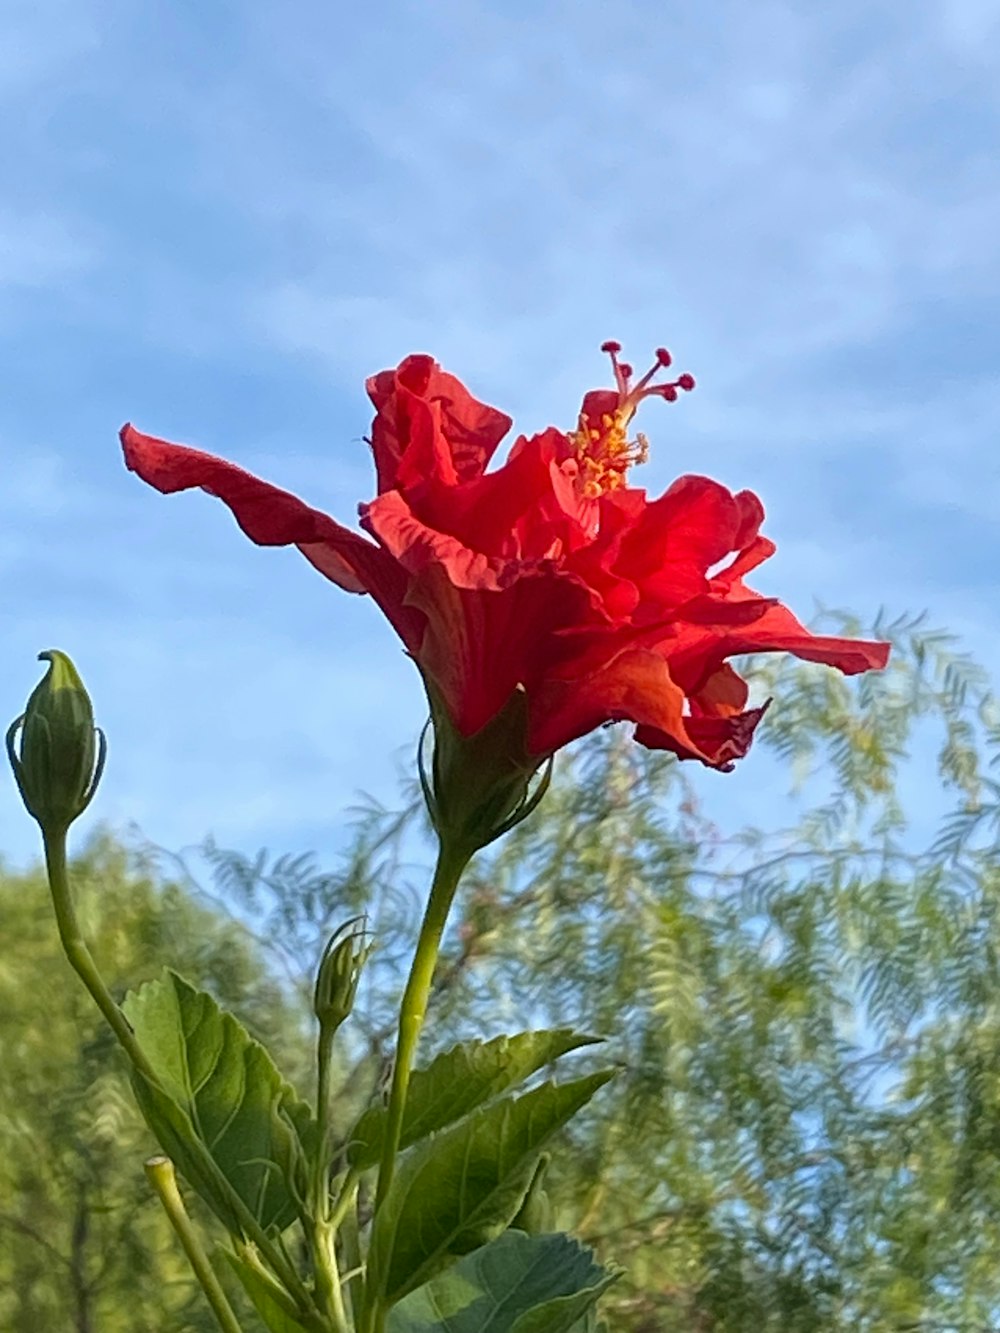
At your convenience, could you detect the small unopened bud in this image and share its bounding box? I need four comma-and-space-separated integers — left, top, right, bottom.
7, 651, 106, 836
313, 916, 371, 1034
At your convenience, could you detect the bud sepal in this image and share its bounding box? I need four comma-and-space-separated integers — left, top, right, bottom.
419, 677, 553, 857
7, 650, 106, 836
313, 916, 372, 1037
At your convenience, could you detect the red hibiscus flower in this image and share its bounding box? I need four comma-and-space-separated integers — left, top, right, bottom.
121, 342, 888, 773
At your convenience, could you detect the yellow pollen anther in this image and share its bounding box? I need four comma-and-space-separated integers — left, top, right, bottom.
569, 407, 646, 499
567, 341, 696, 499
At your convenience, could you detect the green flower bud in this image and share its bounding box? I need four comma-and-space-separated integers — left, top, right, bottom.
7, 651, 106, 836
419, 678, 553, 857
313, 916, 371, 1034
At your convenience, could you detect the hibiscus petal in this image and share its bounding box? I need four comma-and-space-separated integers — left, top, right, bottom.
529, 647, 715, 762
689, 663, 750, 718
404, 561, 601, 736
366, 354, 512, 495
120, 423, 425, 652
637, 703, 770, 772
713, 535, 777, 587
717, 600, 890, 674
619, 475, 753, 617
408, 427, 593, 563
363, 490, 518, 592
666, 594, 890, 696
563, 487, 647, 622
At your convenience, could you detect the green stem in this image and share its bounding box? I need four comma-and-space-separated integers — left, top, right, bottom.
310, 1218, 348, 1333
328, 1168, 360, 1233
45, 829, 318, 1325
373, 838, 471, 1214
310, 1025, 348, 1332
43, 830, 159, 1084
339, 1186, 364, 1326
328, 1255, 349, 1333
221, 1178, 315, 1318
145, 1156, 244, 1333
316, 1029, 334, 1191
362, 839, 471, 1333
314, 1020, 339, 1227
234, 1245, 326, 1329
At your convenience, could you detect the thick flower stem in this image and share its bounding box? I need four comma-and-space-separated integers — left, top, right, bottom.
363, 838, 472, 1333
145, 1156, 245, 1333
42, 829, 159, 1085
311, 1220, 348, 1333
374, 838, 472, 1214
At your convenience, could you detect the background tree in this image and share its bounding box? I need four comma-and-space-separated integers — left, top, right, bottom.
178, 611, 1000, 1331
0, 833, 309, 1332
5, 610, 1000, 1331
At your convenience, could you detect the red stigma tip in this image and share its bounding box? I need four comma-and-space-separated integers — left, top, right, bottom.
575, 339, 696, 495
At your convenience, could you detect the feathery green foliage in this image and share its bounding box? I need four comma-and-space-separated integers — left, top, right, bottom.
186, 612, 1000, 1330
0, 833, 309, 1332
6, 612, 1000, 1330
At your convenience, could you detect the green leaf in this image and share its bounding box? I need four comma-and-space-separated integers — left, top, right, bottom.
388, 1230, 617, 1333
349, 1029, 600, 1170
510, 1154, 553, 1236
224, 1249, 313, 1333
123, 969, 313, 1234
511, 1285, 613, 1333
370, 1070, 614, 1307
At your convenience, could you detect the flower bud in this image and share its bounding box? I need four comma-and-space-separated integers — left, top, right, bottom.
313, 916, 371, 1034
7, 651, 106, 836
419, 678, 553, 857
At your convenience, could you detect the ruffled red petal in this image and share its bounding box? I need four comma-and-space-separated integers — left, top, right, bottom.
528, 647, 691, 758
636, 702, 770, 771
668, 593, 890, 695
123, 351, 890, 774
365, 354, 512, 496
404, 562, 601, 736
120, 424, 425, 652
616, 475, 753, 619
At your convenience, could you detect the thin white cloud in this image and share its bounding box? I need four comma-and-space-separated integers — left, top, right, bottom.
173, 0, 994, 423
2, 0, 998, 872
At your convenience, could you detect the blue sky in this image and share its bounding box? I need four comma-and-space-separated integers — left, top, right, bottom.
2, 0, 999, 870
